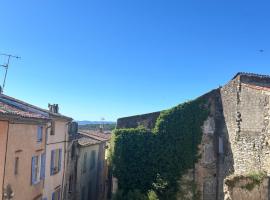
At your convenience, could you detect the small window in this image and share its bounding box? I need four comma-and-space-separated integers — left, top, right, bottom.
50, 121, 55, 135
14, 157, 19, 175
68, 175, 73, 193
83, 152, 87, 173
219, 137, 224, 154
71, 144, 75, 160
31, 155, 40, 184
88, 182, 92, 200
81, 186, 85, 200
50, 149, 62, 175
37, 126, 43, 142
90, 150, 96, 170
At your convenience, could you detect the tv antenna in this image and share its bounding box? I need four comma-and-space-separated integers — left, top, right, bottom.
100, 117, 105, 132
0, 53, 20, 93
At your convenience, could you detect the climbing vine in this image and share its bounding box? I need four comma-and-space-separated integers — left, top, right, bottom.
110, 97, 209, 200
112, 128, 157, 194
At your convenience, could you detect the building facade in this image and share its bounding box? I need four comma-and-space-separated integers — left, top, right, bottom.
0, 94, 50, 200
76, 135, 99, 200
62, 122, 79, 200
42, 105, 72, 200
80, 131, 111, 200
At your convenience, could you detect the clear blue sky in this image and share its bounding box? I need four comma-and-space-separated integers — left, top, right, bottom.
0, 0, 270, 121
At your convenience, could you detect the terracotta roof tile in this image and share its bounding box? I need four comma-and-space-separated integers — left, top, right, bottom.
77, 134, 101, 146
0, 94, 72, 120
0, 100, 48, 120
78, 130, 111, 142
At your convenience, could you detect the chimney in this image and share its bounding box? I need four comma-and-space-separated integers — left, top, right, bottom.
48, 104, 59, 113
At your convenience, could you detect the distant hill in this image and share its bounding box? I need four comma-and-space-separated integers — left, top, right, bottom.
77, 120, 116, 125
77, 121, 116, 131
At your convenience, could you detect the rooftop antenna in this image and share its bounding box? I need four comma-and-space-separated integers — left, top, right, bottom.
0, 53, 20, 93
100, 117, 105, 133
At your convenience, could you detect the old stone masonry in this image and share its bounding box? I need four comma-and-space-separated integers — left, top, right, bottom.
117, 73, 270, 200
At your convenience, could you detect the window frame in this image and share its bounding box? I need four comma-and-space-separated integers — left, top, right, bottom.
90, 150, 96, 170
37, 126, 43, 143
50, 149, 62, 175
14, 157, 19, 175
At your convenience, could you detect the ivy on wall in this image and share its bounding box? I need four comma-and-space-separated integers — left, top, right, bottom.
110, 97, 209, 200
112, 128, 157, 194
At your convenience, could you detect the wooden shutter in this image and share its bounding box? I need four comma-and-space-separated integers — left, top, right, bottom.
52, 192, 55, 200
40, 153, 46, 179
31, 156, 36, 184
58, 188, 61, 200
58, 149, 62, 172
50, 150, 55, 175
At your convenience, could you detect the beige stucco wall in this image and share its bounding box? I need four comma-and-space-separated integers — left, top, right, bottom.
0, 120, 8, 200
76, 144, 99, 200
47, 120, 67, 144
4, 122, 47, 200
43, 119, 69, 199
43, 141, 65, 199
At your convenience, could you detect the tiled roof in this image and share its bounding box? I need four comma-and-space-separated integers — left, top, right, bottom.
0, 94, 72, 120
78, 130, 111, 142
0, 97, 49, 120
232, 72, 270, 80
77, 133, 101, 146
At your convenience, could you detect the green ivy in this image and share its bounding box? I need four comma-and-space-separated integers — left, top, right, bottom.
153, 99, 209, 199
110, 97, 209, 199
112, 128, 157, 194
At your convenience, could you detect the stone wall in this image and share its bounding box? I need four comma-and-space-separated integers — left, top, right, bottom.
224, 175, 270, 200
116, 73, 270, 200
221, 74, 270, 175
117, 111, 160, 129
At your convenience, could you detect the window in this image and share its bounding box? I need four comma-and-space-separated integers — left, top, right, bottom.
83, 152, 87, 173
219, 137, 224, 154
31, 153, 45, 185
88, 181, 92, 200
81, 187, 85, 200
50, 149, 62, 175
71, 144, 75, 160
37, 126, 43, 142
50, 121, 55, 135
68, 175, 73, 193
90, 150, 96, 170
14, 157, 19, 175
52, 188, 61, 200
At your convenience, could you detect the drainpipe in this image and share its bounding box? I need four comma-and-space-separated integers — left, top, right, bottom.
2, 122, 10, 200
61, 121, 70, 199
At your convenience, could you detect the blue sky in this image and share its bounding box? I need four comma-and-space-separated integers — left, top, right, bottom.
0, 0, 270, 121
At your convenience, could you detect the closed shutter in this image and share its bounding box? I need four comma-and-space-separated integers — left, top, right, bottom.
58, 149, 62, 171
58, 189, 61, 200
40, 153, 46, 179
50, 150, 55, 175
31, 156, 36, 184
219, 137, 224, 154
